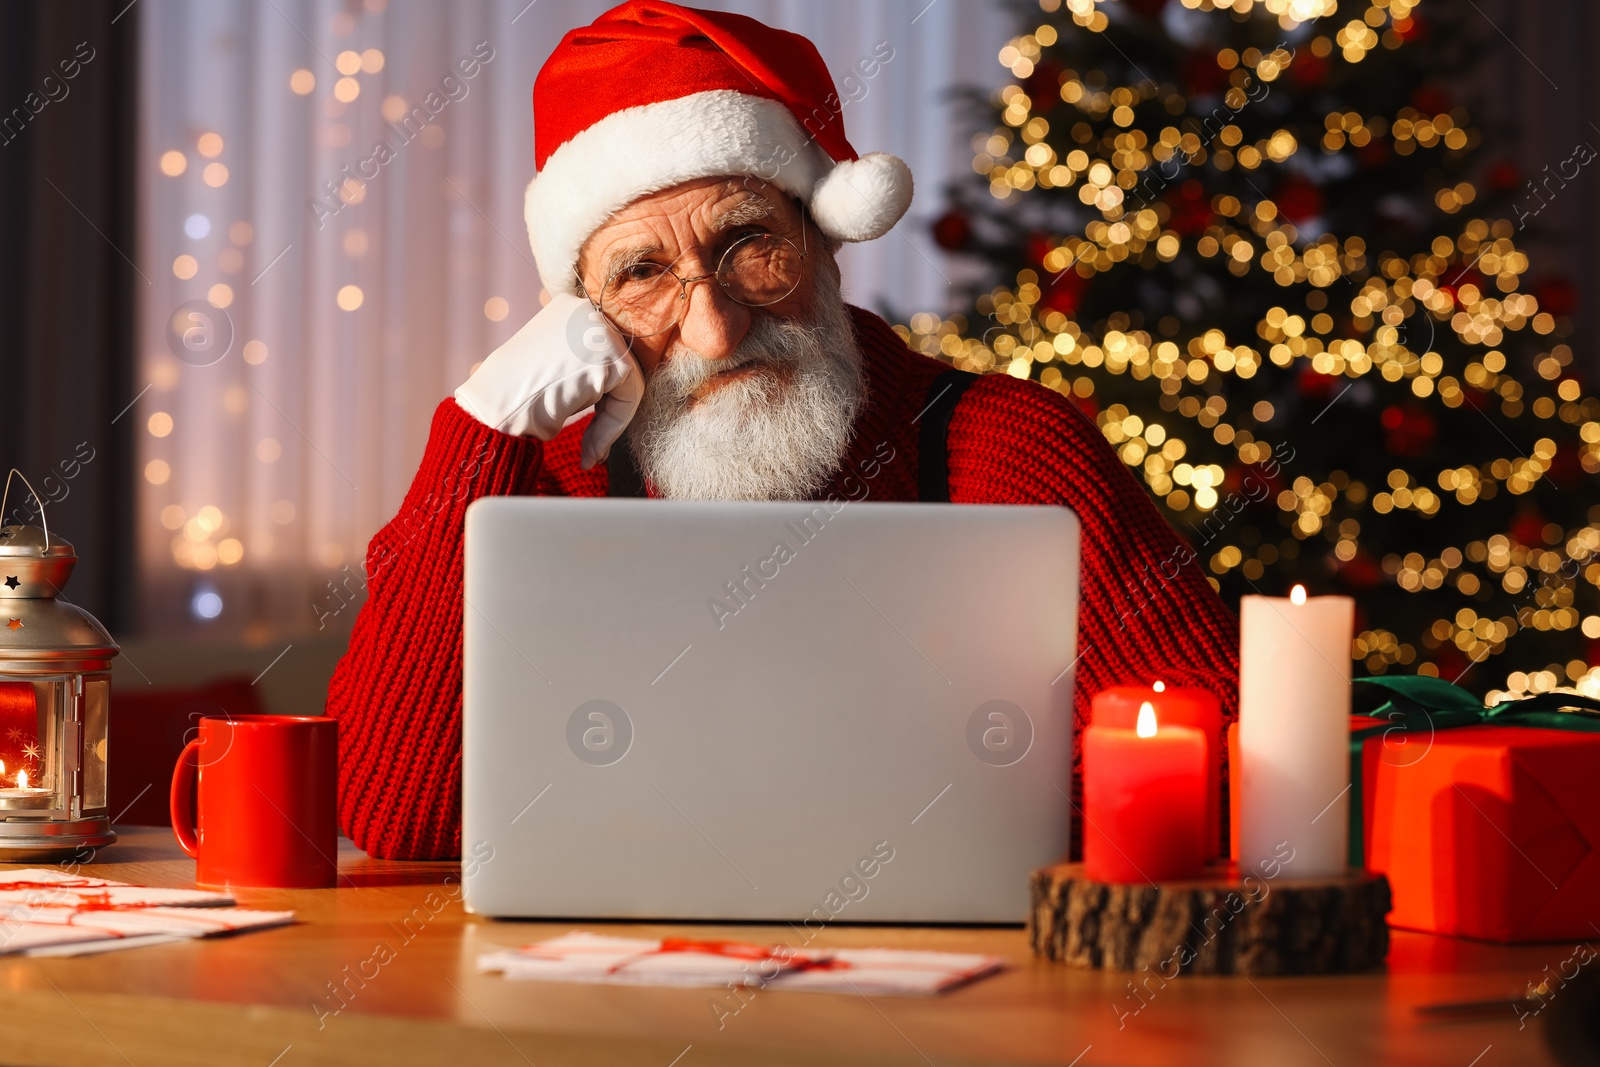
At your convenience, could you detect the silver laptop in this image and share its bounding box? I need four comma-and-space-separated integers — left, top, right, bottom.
461, 498, 1079, 923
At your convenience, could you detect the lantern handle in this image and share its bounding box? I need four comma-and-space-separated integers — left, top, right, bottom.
0, 469, 48, 551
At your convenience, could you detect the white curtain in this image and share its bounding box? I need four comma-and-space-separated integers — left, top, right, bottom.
136, 0, 1010, 640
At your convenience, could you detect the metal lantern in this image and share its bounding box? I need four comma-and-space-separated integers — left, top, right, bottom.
0, 472, 115, 856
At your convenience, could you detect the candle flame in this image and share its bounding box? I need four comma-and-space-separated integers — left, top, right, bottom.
1136, 702, 1157, 738
16, 769, 27, 790
1290, 584, 1307, 605
1152, 680, 1166, 693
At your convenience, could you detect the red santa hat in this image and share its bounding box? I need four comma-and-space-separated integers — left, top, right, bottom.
524, 0, 914, 296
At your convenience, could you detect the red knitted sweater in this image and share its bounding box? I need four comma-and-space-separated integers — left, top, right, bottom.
327, 305, 1241, 859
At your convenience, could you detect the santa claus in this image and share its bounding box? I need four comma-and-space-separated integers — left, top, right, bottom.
328, 0, 1240, 860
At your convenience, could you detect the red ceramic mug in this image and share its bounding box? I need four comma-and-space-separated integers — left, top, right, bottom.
170, 714, 339, 888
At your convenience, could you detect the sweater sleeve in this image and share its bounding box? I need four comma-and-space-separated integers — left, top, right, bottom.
946, 376, 1241, 852
327, 398, 550, 859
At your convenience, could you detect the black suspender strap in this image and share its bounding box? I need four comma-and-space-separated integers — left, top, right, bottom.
605, 435, 647, 498
916, 369, 979, 503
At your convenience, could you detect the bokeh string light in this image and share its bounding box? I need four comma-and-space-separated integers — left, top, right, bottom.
908, 0, 1598, 702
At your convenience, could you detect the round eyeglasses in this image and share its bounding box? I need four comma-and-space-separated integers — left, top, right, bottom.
580, 224, 809, 339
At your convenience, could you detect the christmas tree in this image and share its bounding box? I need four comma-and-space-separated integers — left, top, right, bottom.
907, 0, 1600, 700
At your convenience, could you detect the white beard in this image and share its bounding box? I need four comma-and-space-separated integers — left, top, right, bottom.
627, 258, 865, 501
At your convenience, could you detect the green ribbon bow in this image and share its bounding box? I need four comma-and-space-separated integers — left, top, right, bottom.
1346, 675, 1600, 867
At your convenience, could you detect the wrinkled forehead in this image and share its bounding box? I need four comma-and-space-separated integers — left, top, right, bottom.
579, 177, 803, 280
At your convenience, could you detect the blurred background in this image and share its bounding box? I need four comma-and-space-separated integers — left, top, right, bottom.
1, 0, 1598, 810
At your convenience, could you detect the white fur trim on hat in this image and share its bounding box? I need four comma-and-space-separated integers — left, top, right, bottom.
524, 89, 913, 296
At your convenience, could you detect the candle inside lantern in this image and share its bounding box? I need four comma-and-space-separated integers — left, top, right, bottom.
1090, 679, 1223, 858
1082, 701, 1208, 883
0, 760, 49, 808
1238, 584, 1354, 879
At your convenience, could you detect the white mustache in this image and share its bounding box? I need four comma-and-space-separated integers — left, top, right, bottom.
647, 317, 817, 406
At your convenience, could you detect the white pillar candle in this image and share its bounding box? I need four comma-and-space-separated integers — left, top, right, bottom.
1238, 585, 1354, 879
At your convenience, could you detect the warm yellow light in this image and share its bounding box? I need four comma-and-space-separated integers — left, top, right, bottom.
334, 76, 360, 103
1291, 585, 1308, 605
1136, 702, 1157, 738
172, 255, 198, 280
337, 285, 364, 311
1153, 680, 1166, 693
145, 460, 171, 485
203, 163, 229, 187
243, 340, 268, 365
217, 538, 244, 565
361, 48, 385, 73
159, 150, 187, 176
289, 69, 316, 95
336, 50, 362, 76
197, 132, 224, 158
484, 296, 509, 322
148, 412, 173, 438
207, 283, 234, 308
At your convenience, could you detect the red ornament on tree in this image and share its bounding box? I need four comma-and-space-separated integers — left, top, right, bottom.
1024, 58, 1065, 106
1276, 176, 1324, 224
1166, 180, 1210, 236
1487, 160, 1521, 194
1549, 441, 1585, 489
1510, 510, 1547, 548
1026, 232, 1055, 268
1297, 367, 1339, 401
1339, 551, 1384, 591
1179, 51, 1228, 98
1412, 86, 1451, 115
931, 209, 972, 252
1534, 277, 1578, 317
1291, 52, 1328, 90
1358, 137, 1391, 168
1432, 645, 1468, 683
1380, 403, 1437, 458
1041, 268, 1087, 315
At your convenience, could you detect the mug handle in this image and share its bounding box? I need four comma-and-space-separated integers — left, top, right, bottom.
170, 738, 202, 858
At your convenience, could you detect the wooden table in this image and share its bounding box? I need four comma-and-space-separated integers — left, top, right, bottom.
0, 827, 1566, 1066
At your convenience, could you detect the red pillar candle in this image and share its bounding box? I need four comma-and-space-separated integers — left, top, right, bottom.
1091, 681, 1223, 858
1082, 701, 1208, 883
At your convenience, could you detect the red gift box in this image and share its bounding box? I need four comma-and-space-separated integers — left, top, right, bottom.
1357, 722, 1600, 943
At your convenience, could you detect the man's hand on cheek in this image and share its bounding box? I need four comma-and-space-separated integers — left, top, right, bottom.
453, 292, 644, 468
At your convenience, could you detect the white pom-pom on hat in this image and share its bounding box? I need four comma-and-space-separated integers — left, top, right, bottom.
808, 152, 915, 243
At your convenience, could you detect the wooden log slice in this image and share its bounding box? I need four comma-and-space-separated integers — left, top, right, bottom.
1028, 864, 1391, 977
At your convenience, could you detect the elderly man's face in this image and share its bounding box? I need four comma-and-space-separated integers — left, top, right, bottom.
576, 176, 822, 383
573, 175, 866, 502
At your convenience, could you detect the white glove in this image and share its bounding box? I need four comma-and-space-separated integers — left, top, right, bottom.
454, 292, 644, 469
